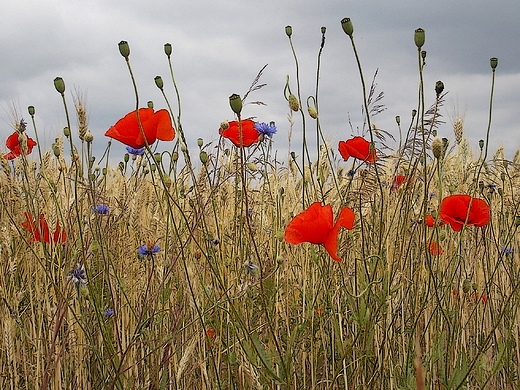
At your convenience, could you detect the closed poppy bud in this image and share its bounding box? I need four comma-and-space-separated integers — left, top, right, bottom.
285, 25, 292, 37
498, 188, 503, 196
479, 139, 484, 150
147, 101, 154, 108
490, 57, 498, 69
84, 130, 94, 143
154, 153, 162, 163
414, 28, 425, 48
154, 76, 164, 90
102, 168, 107, 175
54, 77, 65, 94
229, 94, 242, 115
472, 283, 478, 291
220, 120, 229, 130
118, 40, 130, 59
288, 94, 300, 111
172, 151, 179, 162
197, 138, 203, 147
514, 216, 520, 227
435, 80, 444, 96
246, 162, 258, 171
411, 109, 417, 119
395, 116, 400, 125
463, 279, 471, 294
164, 43, 172, 57
150, 164, 156, 172
53, 146, 60, 157
438, 228, 446, 241
321, 26, 326, 35
162, 174, 172, 188
124, 153, 129, 163
308, 106, 318, 119
199, 151, 208, 164
341, 18, 354, 37
479, 180, 484, 190
28, 106, 35, 116
421, 50, 427, 60
290, 151, 296, 160
63, 127, 71, 137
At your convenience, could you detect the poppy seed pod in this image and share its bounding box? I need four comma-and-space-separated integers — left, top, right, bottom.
308, 106, 318, 119
154, 76, 164, 90
229, 94, 242, 115
479, 139, 484, 150
288, 94, 300, 111
197, 138, 203, 147
54, 77, 65, 94
84, 130, 94, 143
285, 25, 292, 37
118, 41, 130, 59
63, 127, 71, 137
199, 151, 208, 164
395, 116, 400, 125
321, 26, 326, 35
435, 80, 444, 96
147, 101, 154, 108
154, 153, 162, 163
28, 106, 35, 116
124, 153, 129, 163
164, 43, 172, 57
490, 57, 498, 69
341, 18, 354, 37
414, 28, 425, 48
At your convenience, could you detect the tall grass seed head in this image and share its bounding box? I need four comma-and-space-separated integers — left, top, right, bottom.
453, 117, 464, 144
341, 18, 354, 37
288, 94, 300, 111
414, 28, 425, 48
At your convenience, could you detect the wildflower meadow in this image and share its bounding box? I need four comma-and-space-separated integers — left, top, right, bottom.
1, 19, 520, 389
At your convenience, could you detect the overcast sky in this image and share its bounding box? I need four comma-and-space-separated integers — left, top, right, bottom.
1, 0, 519, 164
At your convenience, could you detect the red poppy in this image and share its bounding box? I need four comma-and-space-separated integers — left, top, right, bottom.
219, 119, 259, 147
428, 241, 444, 255
439, 195, 490, 232
391, 175, 406, 191
338, 137, 378, 163
284, 202, 355, 262
105, 108, 175, 149
4, 132, 37, 160
425, 215, 444, 227
22, 213, 66, 243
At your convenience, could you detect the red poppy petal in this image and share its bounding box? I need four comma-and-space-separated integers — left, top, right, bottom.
153, 109, 175, 141
425, 215, 435, 227
439, 195, 490, 230
338, 141, 352, 161
468, 198, 490, 226
322, 207, 355, 262
105, 108, 156, 148
284, 203, 333, 245
5, 132, 19, 150
220, 120, 259, 147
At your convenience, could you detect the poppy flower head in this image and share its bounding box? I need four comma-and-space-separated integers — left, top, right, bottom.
105, 108, 175, 149
428, 241, 444, 255
338, 137, 378, 163
22, 213, 66, 244
4, 131, 37, 160
391, 175, 406, 191
425, 214, 444, 227
219, 119, 260, 147
439, 195, 490, 231
284, 202, 355, 262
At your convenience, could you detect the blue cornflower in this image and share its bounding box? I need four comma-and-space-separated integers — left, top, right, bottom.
347, 170, 356, 178
243, 260, 259, 275
429, 192, 436, 198
254, 122, 277, 138
104, 308, 115, 317
68, 263, 87, 286
137, 243, 161, 256
92, 204, 110, 215
126, 146, 145, 156
501, 247, 514, 255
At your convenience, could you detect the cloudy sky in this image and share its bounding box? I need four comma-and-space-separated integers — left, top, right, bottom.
1, 0, 519, 164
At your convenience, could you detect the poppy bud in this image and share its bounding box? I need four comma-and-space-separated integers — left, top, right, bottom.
154, 153, 162, 163
84, 130, 94, 143
414, 28, 425, 49
220, 120, 229, 130
124, 153, 129, 163
53, 146, 60, 157
462, 279, 471, 294
438, 229, 446, 242
172, 151, 179, 162
54, 77, 65, 94
501, 172, 506, 181
321, 26, 326, 35
151, 164, 156, 172
308, 106, 318, 119
164, 43, 172, 57
147, 101, 154, 108
479, 181, 484, 191
288, 94, 300, 111
515, 216, 520, 227
435, 80, 444, 96
412, 109, 417, 118
118, 40, 130, 59
246, 162, 258, 172
290, 151, 296, 160
199, 151, 208, 164
229, 94, 242, 115
63, 127, 71, 137
503, 160, 509, 169
479, 139, 484, 150
102, 168, 107, 176
431, 210, 438, 219
490, 57, 498, 69
28, 106, 35, 116
197, 138, 203, 147
498, 188, 503, 196
154, 76, 164, 90
94, 164, 100, 172
432, 130, 437, 137
472, 283, 478, 291
341, 18, 354, 37
431, 137, 444, 159
395, 116, 400, 125
180, 143, 187, 152
285, 25, 292, 37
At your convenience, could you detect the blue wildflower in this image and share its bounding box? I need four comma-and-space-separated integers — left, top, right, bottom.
104, 308, 115, 317
68, 263, 87, 286
347, 170, 356, 178
254, 122, 277, 138
126, 146, 145, 156
243, 260, 259, 275
92, 204, 110, 215
429, 192, 436, 198
501, 247, 514, 255
137, 243, 161, 256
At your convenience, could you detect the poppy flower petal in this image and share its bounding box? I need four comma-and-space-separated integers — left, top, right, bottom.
152, 109, 175, 142
284, 202, 333, 245
439, 195, 490, 231
425, 215, 435, 227
220, 120, 259, 147
338, 137, 378, 163
322, 207, 355, 262
5, 133, 19, 150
